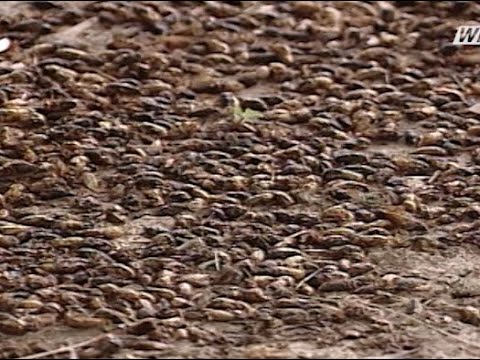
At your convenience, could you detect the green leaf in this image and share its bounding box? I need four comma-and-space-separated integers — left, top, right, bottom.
232, 105, 262, 121
243, 108, 262, 119
233, 105, 243, 116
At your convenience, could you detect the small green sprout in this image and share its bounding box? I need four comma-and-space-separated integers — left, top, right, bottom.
232, 104, 262, 122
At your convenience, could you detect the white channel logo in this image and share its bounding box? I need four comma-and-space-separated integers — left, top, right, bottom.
453, 26, 480, 45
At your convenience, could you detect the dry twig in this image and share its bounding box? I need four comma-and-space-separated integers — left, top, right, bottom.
18, 334, 108, 360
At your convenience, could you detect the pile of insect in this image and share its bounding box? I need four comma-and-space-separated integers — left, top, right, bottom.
0, 1, 479, 359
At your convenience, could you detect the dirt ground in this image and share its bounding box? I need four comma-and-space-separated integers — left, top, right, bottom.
2, 1, 480, 359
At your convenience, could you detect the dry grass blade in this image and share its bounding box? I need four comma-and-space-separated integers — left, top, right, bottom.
296, 269, 321, 289
68, 341, 79, 359
214, 250, 221, 271
17, 334, 108, 360
361, 349, 419, 359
